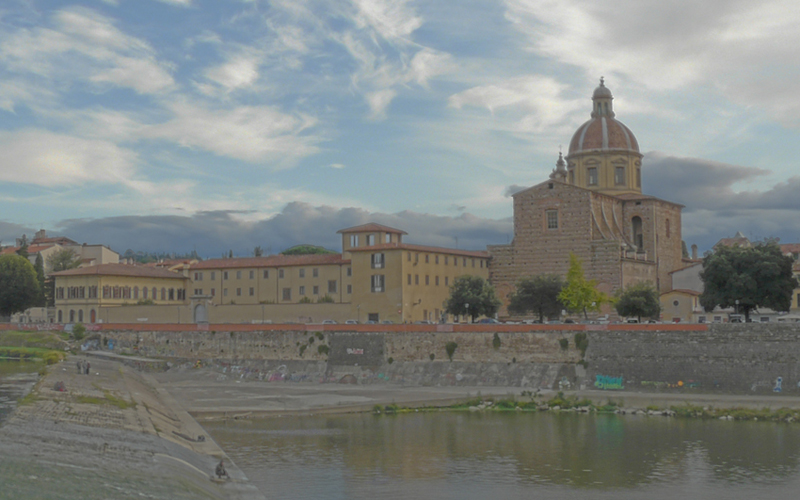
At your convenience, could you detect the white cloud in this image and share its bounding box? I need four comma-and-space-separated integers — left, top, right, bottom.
0, 129, 138, 186
203, 53, 261, 92
365, 89, 396, 119
352, 0, 422, 40
154, 0, 193, 6
141, 99, 321, 164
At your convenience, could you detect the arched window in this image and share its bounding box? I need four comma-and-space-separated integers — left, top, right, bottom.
161, 288, 166, 301
133, 286, 139, 299
69, 310, 75, 323
143, 287, 148, 299
58, 310, 63, 323
152, 287, 157, 300
632, 216, 644, 250
78, 310, 83, 322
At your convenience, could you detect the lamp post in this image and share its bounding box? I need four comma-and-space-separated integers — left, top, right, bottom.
735, 299, 739, 315
465, 303, 469, 323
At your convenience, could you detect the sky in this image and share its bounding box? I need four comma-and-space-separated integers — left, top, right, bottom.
1, 0, 799, 257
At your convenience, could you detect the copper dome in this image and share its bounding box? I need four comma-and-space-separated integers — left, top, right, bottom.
568, 79, 640, 155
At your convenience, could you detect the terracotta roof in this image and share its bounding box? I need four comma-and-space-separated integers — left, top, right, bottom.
31, 236, 78, 245
337, 223, 407, 235
781, 243, 800, 254
50, 263, 187, 279
347, 242, 490, 258
662, 289, 701, 296
1, 244, 59, 255
190, 254, 349, 270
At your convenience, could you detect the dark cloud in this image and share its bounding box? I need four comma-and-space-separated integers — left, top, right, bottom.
54, 202, 513, 258
644, 152, 800, 251
504, 184, 527, 197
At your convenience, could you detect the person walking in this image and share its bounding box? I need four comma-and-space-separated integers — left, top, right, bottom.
85, 361, 91, 375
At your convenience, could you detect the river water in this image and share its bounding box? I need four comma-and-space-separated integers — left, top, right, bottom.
204, 411, 800, 500
0, 360, 40, 425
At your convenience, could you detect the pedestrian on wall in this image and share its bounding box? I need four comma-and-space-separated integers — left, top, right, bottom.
76, 359, 82, 374
85, 361, 91, 375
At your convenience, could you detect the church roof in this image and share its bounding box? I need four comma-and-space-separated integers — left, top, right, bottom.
568, 79, 640, 156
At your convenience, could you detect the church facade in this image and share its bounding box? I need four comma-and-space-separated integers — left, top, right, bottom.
489, 79, 685, 318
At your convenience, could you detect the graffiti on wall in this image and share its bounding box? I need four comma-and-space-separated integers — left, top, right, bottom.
346, 348, 364, 355
594, 374, 624, 390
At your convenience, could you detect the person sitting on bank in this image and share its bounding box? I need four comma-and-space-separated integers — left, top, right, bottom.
215, 459, 229, 479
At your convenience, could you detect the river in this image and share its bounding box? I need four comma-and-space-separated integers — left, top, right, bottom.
0, 360, 41, 425
204, 410, 800, 500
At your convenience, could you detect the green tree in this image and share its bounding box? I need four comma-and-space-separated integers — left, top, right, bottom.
33, 253, 46, 307
45, 248, 80, 307
558, 253, 608, 319
700, 242, 797, 321
0, 255, 40, 317
16, 240, 29, 259
614, 282, 661, 322
253, 246, 264, 257
507, 274, 564, 322
281, 245, 337, 255
444, 275, 501, 322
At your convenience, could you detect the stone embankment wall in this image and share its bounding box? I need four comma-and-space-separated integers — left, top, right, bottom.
87, 323, 800, 395
587, 323, 800, 395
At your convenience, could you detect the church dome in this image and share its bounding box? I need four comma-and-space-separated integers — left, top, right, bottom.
568, 78, 640, 155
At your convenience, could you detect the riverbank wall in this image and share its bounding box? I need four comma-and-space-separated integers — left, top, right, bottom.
58, 322, 800, 396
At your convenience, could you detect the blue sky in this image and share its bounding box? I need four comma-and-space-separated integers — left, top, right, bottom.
1, 0, 799, 256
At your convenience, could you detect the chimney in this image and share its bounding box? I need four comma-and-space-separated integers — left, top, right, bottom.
691, 244, 698, 260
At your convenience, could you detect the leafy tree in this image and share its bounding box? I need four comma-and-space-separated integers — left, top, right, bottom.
445, 275, 501, 322
281, 245, 337, 255
253, 246, 264, 257
558, 253, 608, 319
700, 242, 797, 321
682, 240, 689, 259
45, 248, 81, 307
33, 253, 46, 307
0, 255, 40, 317
16, 240, 29, 259
47, 248, 81, 272
614, 282, 661, 322
507, 274, 564, 322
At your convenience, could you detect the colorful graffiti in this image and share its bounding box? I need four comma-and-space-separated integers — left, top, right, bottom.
594, 374, 624, 390
774, 377, 783, 393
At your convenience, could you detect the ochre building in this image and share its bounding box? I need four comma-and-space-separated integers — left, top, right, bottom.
489, 79, 685, 318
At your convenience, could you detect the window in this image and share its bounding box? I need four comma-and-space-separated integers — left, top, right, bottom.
282, 288, 291, 301
385, 233, 391, 243
263, 270, 269, 279
328, 280, 337, 293
425, 275, 429, 285
445, 256, 448, 265
347, 267, 351, 277
160, 288, 166, 300
615, 166, 625, 185
632, 216, 644, 250
178, 289, 185, 300
415, 275, 419, 285
371, 253, 385, 269
299, 286, 305, 295
89, 286, 98, 299
236, 288, 242, 296
666, 219, 671, 238
210, 289, 215, 297
249, 270, 255, 279
194, 289, 203, 296
445, 277, 449, 286
546, 209, 558, 229
347, 284, 352, 294
236, 270, 242, 279
223, 271, 228, 280
435, 255, 439, 264
472, 259, 475, 268
435, 276, 439, 286
636, 167, 641, 187
194, 272, 203, 281
249, 287, 255, 296
223, 288, 228, 296
168, 288, 175, 300
463, 258, 467, 266
211, 272, 216, 280
57, 287, 65, 299
367, 234, 375, 246
588, 167, 598, 186
569, 169, 575, 184
142, 287, 148, 299
408, 252, 411, 261
313, 285, 319, 295
408, 274, 412, 285
371, 275, 385, 292
313, 268, 319, 277
350, 234, 358, 247
279, 269, 284, 279
299, 268, 305, 278
425, 254, 429, 263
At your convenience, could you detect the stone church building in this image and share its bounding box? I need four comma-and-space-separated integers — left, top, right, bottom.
489, 79, 684, 317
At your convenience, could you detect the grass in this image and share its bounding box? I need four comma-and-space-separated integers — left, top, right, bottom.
0, 347, 66, 364
0, 330, 66, 349
75, 390, 136, 410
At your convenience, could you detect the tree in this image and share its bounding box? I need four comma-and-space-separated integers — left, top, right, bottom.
558, 253, 608, 319
507, 275, 564, 322
281, 244, 337, 255
700, 242, 797, 321
33, 253, 46, 307
45, 248, 80, 307
253, 246, 264, 257
444, 275, 501, 322
615, 282, 661, 322
0, 255, 40, 317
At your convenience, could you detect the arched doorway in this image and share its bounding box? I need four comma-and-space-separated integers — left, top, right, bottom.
69, 310, 75, 323
90, 309, 96, 323
194, 304, 208, 323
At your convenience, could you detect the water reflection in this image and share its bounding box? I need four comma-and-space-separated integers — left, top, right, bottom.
205, 411, 800, 499
0, 360, 41, 426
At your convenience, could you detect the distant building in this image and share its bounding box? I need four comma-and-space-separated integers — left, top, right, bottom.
489, 79, 684, 318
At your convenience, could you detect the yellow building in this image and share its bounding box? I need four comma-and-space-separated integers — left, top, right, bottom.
51, 263, 189, 323
340, 223, 490, 323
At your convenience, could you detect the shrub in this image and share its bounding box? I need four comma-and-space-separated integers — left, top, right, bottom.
299, 296, 313, 303
317, 344, 329, 355
299, 344, 307, 356
72, 323, 86, 341
558, 338, 569, 350
308, 336, 315, 344
492, 333, 501, 350
429, 353, 435, 361
43, 351, 62, 365
315, 332, 324, 340
387, 357, 394, 364
445, 341, 458, 361
574, 332, 589, 357
317, 294, 334, 303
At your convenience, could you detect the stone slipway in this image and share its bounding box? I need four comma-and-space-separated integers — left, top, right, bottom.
0, 354, 265, 500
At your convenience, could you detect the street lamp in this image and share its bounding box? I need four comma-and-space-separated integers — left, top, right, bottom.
735, 299, 739, 315
465, 303, 469, 323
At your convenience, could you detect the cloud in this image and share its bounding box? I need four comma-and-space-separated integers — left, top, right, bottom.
502, 0, 800, 128
352, 0, 423, 40
504, 185, 527, 197
54, 202, 513, 257
328, 163, 346, 169
0, 129, 139, 186
202, 52, 261, 93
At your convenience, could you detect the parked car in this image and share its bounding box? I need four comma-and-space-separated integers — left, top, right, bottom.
344, 319, 359, 324
380, 320, 394, 324
321, 319, 337, 324
477, 318, 500, 324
